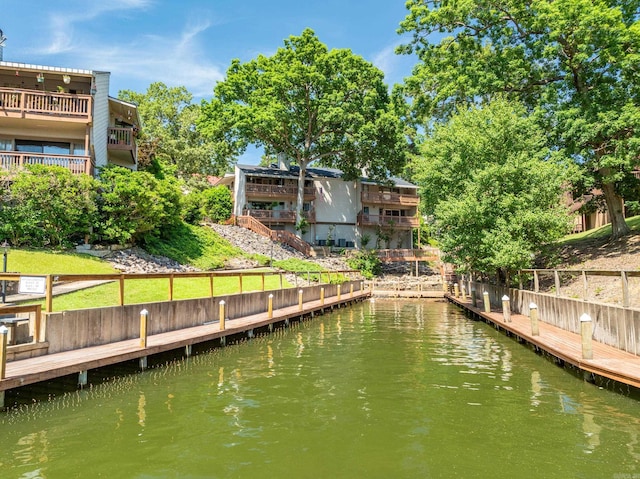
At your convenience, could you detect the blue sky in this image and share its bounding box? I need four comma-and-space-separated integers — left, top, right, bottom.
0, 0, 419, 100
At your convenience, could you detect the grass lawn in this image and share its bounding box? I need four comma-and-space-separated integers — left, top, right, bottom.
559, 215, 640, 245
40, 274, 289, 311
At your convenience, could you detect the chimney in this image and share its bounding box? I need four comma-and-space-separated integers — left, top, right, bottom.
277, 152, 290, 171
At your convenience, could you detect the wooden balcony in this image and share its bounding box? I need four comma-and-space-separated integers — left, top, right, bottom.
361, 191, 419, 206
0, 152, 93, 175
245, 183, 315, 199
107, 127, 137, 163
0, 88, 92, 123
357, 213, 419, 229
243, 209, 315, 224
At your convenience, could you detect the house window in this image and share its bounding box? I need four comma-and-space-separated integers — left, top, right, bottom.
0, 139, 12, 151
15, 140, 71, 155
363, 206, 370, 214
385, 210, 401, 217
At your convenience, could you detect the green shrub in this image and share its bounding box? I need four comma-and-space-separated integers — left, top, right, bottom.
96, 165, 181, 244
0, 165, 97, 247
347, 250, 381, 279
201, 186, 232, 223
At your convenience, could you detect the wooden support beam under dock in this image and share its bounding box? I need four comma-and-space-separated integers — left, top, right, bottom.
0, 290, 369, 397
447, 294, 640, 390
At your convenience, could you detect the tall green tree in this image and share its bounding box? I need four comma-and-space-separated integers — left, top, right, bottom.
411, 98, 573, 274
199, 29, 408, 229
398, 0, 640, 238
118, 82, 224, 176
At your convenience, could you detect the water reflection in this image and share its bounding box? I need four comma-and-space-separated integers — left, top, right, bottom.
1, 300, 640, 478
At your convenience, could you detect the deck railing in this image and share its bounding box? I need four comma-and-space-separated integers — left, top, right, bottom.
357, 213, 420, 228
361, 191, 420, 206
245, 183, 315, 198
107, 127, 135, 148
236, 215, 313, 256
0, 88, 92, 122
242, 209, 316, 224
0, 152, 92, 175
376, 248, 440, 261
0, 269, 360, 313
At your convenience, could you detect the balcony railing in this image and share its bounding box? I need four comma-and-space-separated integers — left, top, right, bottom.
0, 152, 92, 175
107, 127, 135, 149
243, 209, 316, 224
0, 88, 92, 122
245, 183, 315, 199
357, 213, 419, 228
361, 191, 420, 206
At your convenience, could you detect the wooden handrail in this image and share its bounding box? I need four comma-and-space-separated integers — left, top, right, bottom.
0, 269, 359, 312
0, 152, 92, 175
0, 88, 92, 121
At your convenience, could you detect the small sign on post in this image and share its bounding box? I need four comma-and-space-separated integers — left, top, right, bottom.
19, 276, 47, 295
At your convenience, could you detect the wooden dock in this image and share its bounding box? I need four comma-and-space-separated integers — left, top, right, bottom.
0, 290, 369, 403
447, 294, 640, 390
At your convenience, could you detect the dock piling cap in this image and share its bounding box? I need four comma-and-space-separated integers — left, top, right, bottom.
502, 295, 510, 301
580, 313, 592, 322
140, 309, 148, 316
529, 302, 538, 310
0, 325, 7, 335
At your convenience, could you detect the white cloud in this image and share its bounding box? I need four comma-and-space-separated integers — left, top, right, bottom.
31, 2, 224, 98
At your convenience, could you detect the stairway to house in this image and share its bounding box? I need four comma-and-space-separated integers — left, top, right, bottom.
235, 215, 313, 257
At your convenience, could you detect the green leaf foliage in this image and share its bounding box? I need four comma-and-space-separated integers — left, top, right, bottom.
346, 250, 382, 279
118, 82, 226, 176
0, 165, 97, 247
411, 98, 574, 274
96, 165, 181, 245
398, 0, 640, 238
199, 28, 408, 224
201, 186, 233, 224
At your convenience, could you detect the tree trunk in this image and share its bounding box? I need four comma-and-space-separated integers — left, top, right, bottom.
601, 177, 630, 239
295, 161, 307, 238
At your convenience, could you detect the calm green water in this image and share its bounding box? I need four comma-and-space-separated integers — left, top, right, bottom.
1, 300, 639, 478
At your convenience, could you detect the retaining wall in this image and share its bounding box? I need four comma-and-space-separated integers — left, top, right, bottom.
45, 282, 360, 354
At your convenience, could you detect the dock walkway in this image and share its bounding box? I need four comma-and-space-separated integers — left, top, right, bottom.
447, 294, 640, 389
1, 290, 369, 395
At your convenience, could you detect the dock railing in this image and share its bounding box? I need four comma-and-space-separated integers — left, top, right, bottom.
0, 269, 361, 313
460, 269, 640, 356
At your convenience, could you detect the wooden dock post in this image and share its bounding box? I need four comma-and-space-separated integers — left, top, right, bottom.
350, 284, 354, 298
298, 289, 303, 311
454, 283, 460, 298
268, 294, 274, 318
529, 302, 539, 336
502, 295, 511, 322
461, 285, 466, 301
337, 284, 341, 300
219, 301, 226, 331
320, 287, 325, 305
78, 370, 88, 387
580, 313, 593, 360
471, 289, 477, 307
139, 309, 149, 348
483, 291, 490, 313
0, 325, 7, 380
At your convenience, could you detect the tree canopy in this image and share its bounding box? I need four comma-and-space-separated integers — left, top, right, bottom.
398, 0, 640, 238
118, 82, 224, 177
410, 98, 573, 274
199, 28, 408, 227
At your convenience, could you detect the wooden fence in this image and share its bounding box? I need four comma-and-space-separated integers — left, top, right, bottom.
460, 271, 640, 356
0, 269, 360, 313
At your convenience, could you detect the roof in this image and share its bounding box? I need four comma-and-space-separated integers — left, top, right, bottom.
0, 60, 95, 76
236, 164, 417, 188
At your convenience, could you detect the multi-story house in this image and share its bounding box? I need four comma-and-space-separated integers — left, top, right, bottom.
218, 156, 420, 251
0, 59, 139, 177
